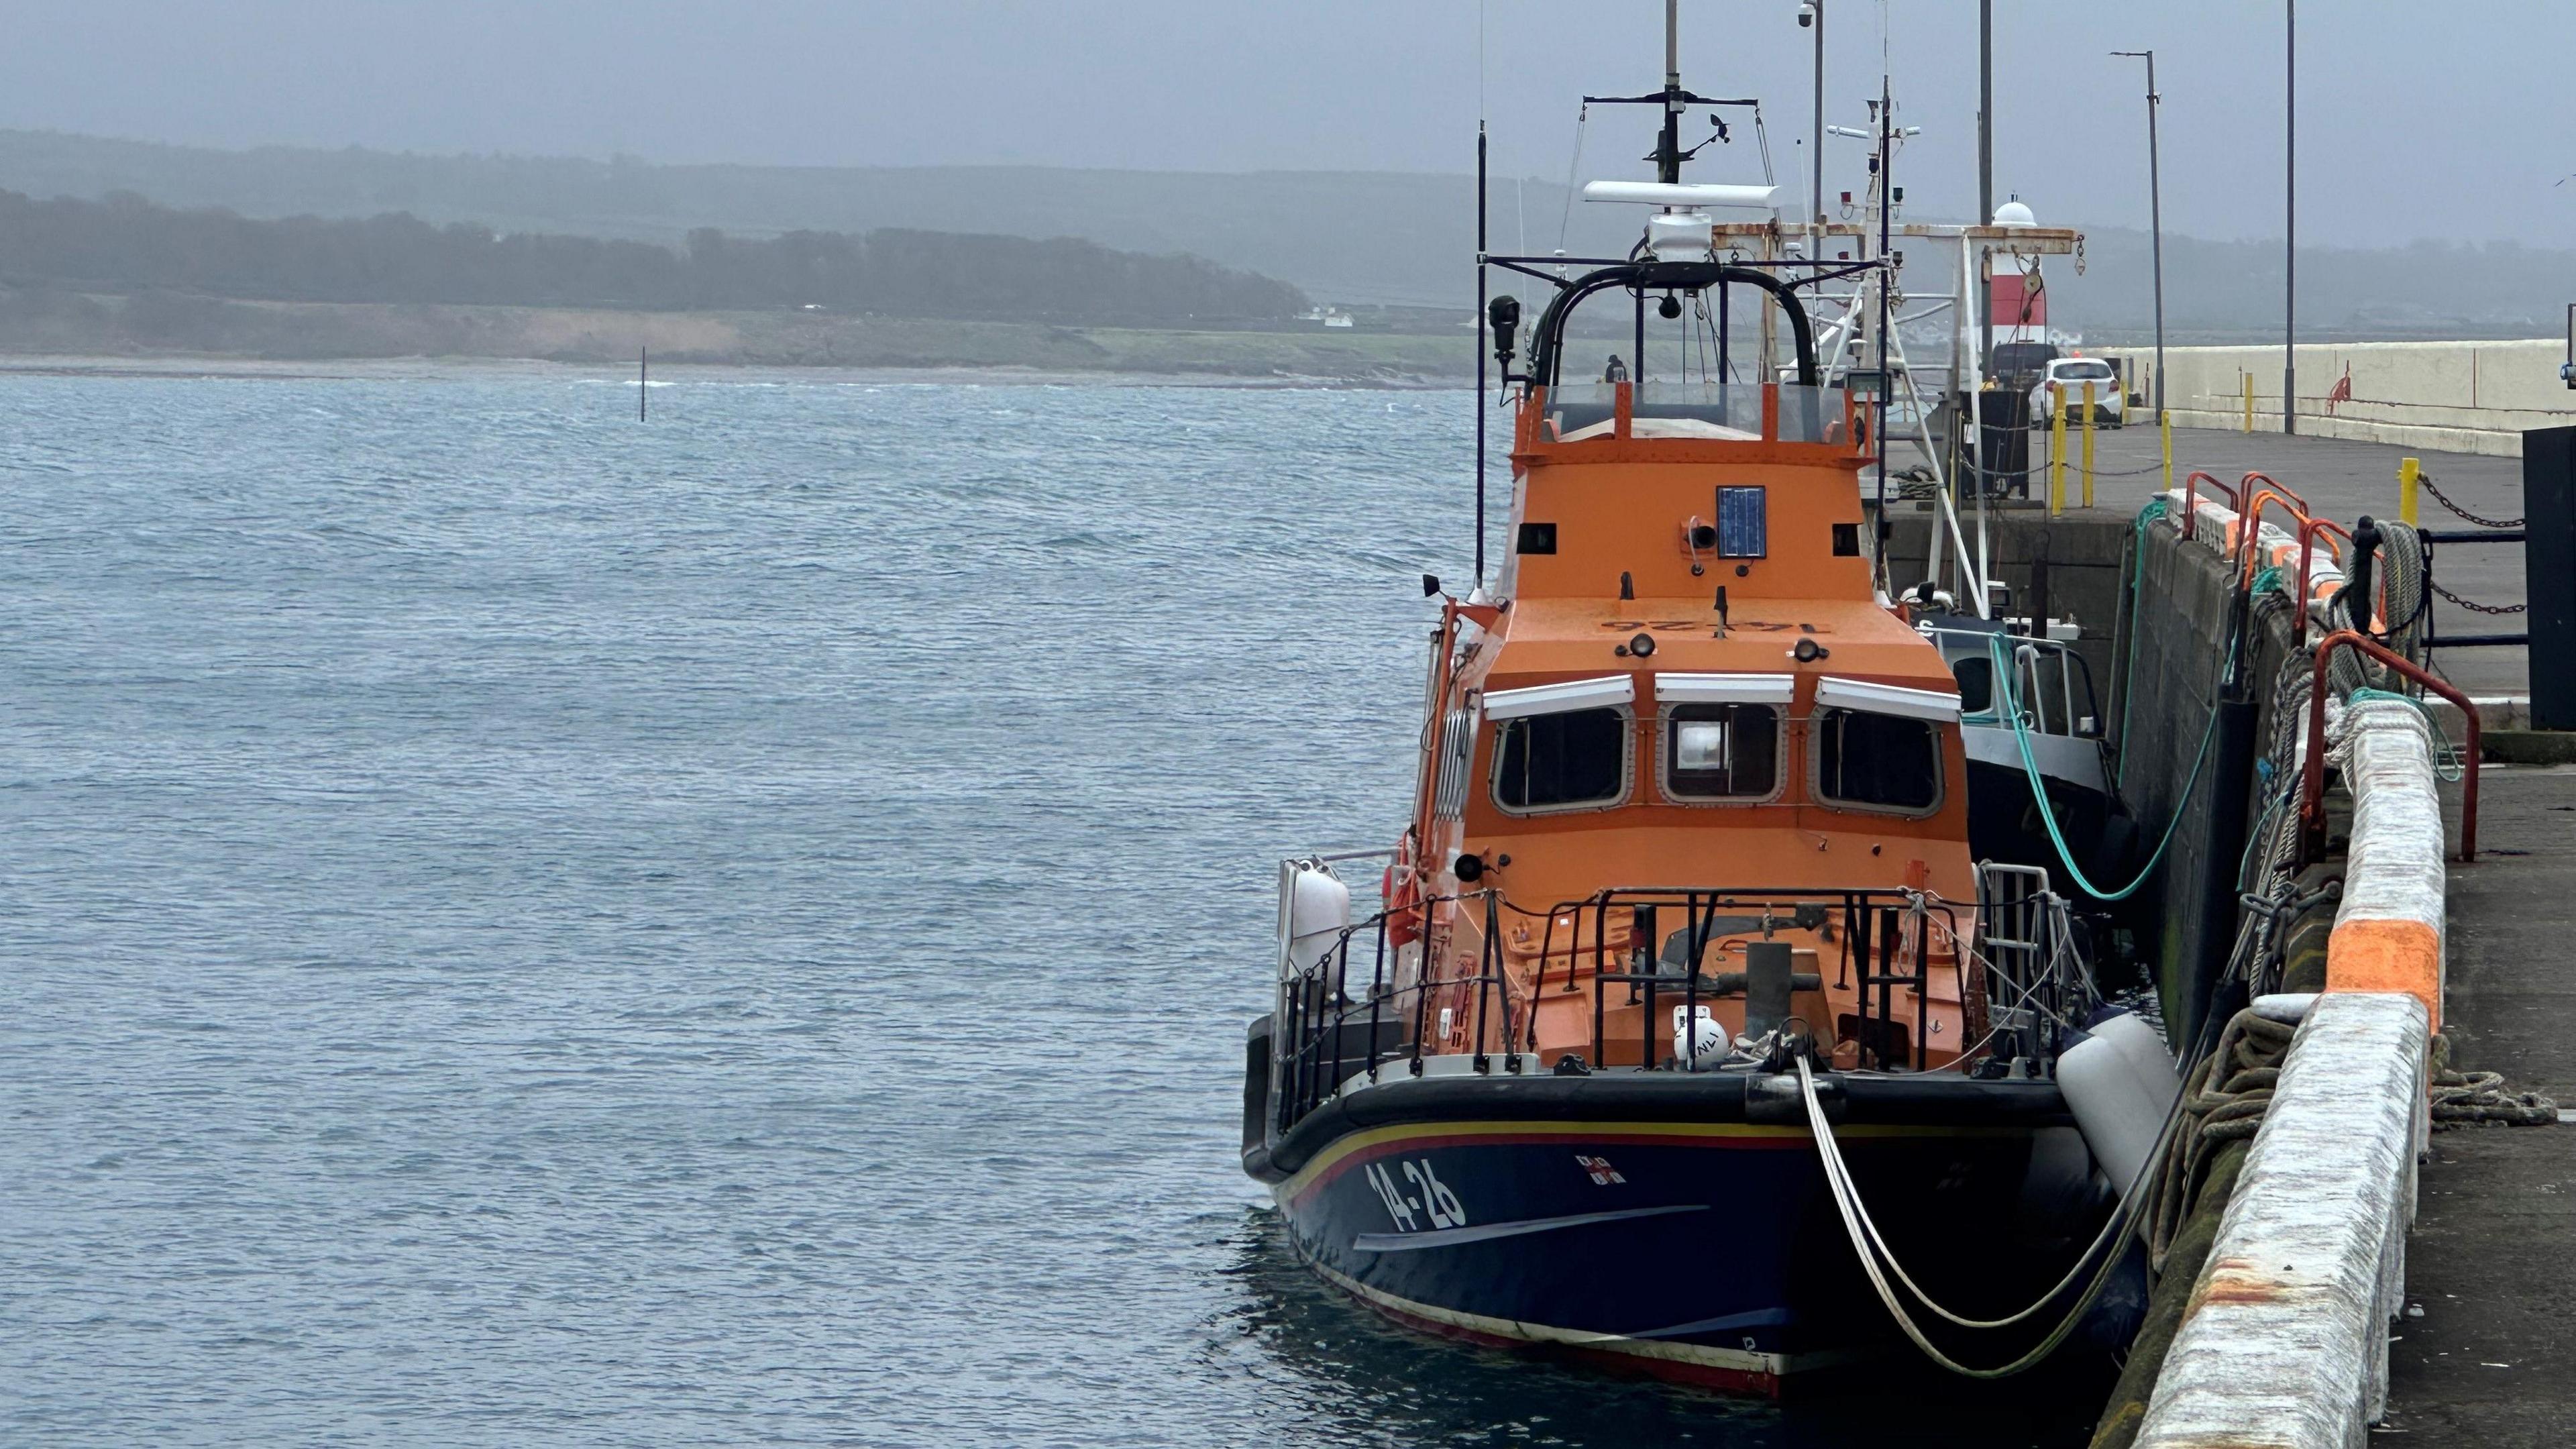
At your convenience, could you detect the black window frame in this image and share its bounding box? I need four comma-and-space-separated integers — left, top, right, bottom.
1489, 705, 1633, 816
1656, 702, 1785, 805
1809, 707, 1945, 816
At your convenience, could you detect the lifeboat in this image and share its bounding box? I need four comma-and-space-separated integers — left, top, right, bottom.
1239, 27, 2131, 1397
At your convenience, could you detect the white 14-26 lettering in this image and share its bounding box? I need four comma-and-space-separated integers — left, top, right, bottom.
1362, 1158, 1467, 1231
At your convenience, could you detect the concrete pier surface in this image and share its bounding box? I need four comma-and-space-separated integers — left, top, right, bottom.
2039, 423, 2530, 696
2377, 765, 2576, 1442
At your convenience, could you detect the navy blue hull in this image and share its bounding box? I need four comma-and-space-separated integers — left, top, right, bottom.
1255, 1073, 2084, 1393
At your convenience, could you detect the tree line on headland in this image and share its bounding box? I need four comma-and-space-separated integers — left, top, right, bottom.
0, 188, 1310, 325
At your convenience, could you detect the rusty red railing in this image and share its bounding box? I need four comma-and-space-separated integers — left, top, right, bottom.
2302, 629, 2479, 864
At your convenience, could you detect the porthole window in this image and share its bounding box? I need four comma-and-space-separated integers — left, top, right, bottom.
1492, 707, 1629, 812
1661, 702, 1780, 801
1813, 708, 1941, 814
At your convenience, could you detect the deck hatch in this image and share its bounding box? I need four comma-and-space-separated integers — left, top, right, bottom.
1716, 486, 1767, 557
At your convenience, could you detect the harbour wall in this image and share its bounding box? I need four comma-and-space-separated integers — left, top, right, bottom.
1892, 485, 2449, 1441
2108, 504, 2304, 1048
2115, 491, 2451, 1446
2098, 339, 2575, 458
1881, 502, 2285, 1044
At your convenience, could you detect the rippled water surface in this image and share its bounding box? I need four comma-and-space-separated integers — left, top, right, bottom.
0, 370, 2102, 1446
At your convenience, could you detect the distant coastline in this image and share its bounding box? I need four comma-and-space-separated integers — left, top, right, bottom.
0, 294, 1472, 382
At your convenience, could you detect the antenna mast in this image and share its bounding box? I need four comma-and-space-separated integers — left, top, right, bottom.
1657, 0, 1682, 182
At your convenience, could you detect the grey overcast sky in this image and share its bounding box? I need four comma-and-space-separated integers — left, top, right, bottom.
0, 0, 2564, 246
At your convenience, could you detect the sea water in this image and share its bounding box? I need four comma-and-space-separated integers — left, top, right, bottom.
0, 369, 2099, 1446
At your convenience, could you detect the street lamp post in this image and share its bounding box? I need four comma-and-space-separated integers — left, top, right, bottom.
2113, 49, 2165, 419
1804, 1, 1825, 227
1977, 0, 1992, 371
2284, 0, 2297, 435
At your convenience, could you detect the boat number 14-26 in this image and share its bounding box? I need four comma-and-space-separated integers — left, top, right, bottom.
1363, 1158, 1467, 1232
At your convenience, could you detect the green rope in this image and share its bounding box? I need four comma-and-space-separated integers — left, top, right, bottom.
1991, 631, 2224, 902
2113, 496, 2171, 790
2347, 686, 2467, 783
2249, 564, 2283, 596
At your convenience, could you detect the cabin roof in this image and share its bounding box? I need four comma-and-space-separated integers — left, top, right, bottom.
1480, 594, 1951, 690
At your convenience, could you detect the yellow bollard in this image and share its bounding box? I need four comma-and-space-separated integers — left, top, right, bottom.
2161, 409, 2175, 498
2050, 388, 2070, 515
2243, 372, 2255, 433
2081, 382, 2097, 508
2398, 455, 2421, 526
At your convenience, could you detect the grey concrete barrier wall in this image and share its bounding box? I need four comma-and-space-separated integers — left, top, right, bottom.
2100, 339, 2576, 458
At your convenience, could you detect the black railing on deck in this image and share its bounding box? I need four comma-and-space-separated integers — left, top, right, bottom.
1527, 887, 1950, 1074
1272, 888, 1515, 1135
1269, 879, 1994, 1140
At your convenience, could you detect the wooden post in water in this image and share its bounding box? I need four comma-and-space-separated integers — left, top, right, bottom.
639, 347, 648, 421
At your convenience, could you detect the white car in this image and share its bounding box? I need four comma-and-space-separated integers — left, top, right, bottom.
2031, 357, 2125, 429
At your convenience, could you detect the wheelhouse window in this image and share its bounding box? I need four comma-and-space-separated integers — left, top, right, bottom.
1493, 708, 1629, 812
1814, 708, 1941, 813
1662, 703, 1780, 800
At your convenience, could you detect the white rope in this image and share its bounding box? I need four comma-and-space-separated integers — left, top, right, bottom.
1794, 1054, 2174, 1377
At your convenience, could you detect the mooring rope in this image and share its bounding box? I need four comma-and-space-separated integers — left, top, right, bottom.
1795, 1053, 2167, 1377
2145, 1009, 2292, 1269
2428, 1034, 2559, 1128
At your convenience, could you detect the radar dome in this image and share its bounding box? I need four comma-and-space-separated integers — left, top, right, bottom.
1992, 198, 2037, 227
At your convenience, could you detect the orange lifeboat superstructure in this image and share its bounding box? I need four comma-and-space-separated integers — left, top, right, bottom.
1399, 345, 1984, 1075
1244, 57, 2109, 1396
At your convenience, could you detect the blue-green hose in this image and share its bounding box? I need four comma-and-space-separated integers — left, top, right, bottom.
2112, 496, 2171, 789
1990, 630, 2223, 903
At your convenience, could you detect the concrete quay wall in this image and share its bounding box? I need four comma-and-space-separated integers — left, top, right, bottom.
2098, 339, 2575, 458
2118, 492, 2451, 1447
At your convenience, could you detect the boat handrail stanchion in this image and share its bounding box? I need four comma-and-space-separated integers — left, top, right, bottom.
1408, 894, 1435, 1075
1364, 918, 1389, 1083
1911, 898, 1933, 1071
1328, 934, 1351, 1091
1585, 898, 1606, 1068
1680, 892, 1703, 1069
